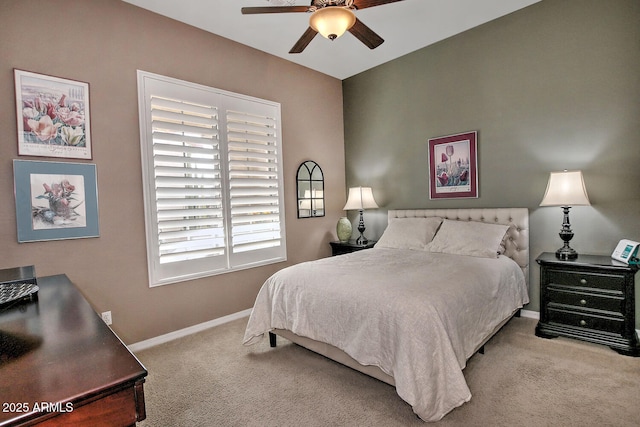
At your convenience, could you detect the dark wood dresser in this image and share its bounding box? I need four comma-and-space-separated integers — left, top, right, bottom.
0, 274, 147, 426
535, 252, 640, 356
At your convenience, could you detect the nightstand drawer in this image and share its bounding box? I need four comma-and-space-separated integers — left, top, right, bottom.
547, 270, 625, 292
547, 307, 624, 335
547, 287, 625, 314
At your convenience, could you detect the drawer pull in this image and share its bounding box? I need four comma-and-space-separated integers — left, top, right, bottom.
580, 299, 587, 305
579, 320, 587, 326
580, 278, 587, 285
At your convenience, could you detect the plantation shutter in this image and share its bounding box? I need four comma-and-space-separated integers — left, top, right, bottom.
138, 71, 286, 287
225, 100, 284, 267
151, 96, 224, 264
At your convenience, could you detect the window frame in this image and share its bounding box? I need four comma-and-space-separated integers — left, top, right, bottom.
137, 70, 286, 287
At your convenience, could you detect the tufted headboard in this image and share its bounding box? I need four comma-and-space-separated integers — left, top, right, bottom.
388, 208, 529, 285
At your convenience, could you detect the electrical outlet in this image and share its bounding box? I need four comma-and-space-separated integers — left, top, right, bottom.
101, 311, 112, 325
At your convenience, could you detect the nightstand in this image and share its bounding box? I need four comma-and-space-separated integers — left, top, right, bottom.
535, 252, 640, 356
329, 240, 376, 256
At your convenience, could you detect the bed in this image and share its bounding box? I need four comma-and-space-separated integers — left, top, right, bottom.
243, 208, 530, 422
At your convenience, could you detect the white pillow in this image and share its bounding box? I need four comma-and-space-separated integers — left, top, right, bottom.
426, 219, 509, 258
375, 217, 443, 250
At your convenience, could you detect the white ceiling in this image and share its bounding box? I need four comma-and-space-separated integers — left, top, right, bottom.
122, 0, 541, 80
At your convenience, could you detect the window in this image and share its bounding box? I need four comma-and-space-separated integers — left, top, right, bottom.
137, 71, 286, 287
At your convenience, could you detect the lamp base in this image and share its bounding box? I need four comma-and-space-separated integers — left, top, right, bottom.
556, 246, 578, 260
355, 209, 368, 245
555, 206, 578, 260
356, 234, 368, 246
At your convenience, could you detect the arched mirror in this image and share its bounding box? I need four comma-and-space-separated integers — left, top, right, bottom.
297, 161, 324, 218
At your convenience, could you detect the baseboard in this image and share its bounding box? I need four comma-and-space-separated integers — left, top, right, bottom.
520, 309, 539, 320
128, 308, 640, 353
128, 308, 252, 353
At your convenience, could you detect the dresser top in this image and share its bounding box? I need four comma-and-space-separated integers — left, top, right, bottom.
0, 274, 147, 425
536, 252, 638, 272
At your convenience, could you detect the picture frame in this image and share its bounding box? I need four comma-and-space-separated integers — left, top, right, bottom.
13, 160, 99, 242
428, 131, 478, 199
14, 69, 92, 159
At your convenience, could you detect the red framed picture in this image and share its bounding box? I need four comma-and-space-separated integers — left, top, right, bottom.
428, 131, 478, 199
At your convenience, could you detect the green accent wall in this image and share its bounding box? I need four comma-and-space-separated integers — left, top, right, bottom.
343, 0, 640, 318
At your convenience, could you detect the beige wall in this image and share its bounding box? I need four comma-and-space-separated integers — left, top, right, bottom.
343, 0, 640, 321
0, 0, 346, 343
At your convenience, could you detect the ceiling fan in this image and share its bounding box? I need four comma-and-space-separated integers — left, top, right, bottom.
241, 0, 405, 54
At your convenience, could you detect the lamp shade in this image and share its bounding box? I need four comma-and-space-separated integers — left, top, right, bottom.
309, 7, 356, 40
539, 170, 590, 207
343, 187, 378, 210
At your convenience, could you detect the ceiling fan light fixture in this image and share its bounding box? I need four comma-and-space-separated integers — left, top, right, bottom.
309, 7, 356, 40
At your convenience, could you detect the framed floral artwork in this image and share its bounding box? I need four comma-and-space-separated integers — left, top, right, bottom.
14, 69, 92, 159
428, 131, 478, 199
13, 160, 99, 242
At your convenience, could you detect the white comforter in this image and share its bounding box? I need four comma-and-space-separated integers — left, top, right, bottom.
243, 248, 529, 422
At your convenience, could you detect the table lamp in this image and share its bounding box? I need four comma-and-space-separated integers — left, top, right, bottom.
539, 170, 590, 260
343, 187, 378, 245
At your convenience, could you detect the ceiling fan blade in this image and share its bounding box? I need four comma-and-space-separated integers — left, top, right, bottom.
241, 6, 310, 14
289, 27, 318, 54
348, 18, 384, 49
352, 0, 404, 10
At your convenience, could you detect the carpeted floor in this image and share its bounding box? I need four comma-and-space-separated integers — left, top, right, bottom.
135, 316, 640, 426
